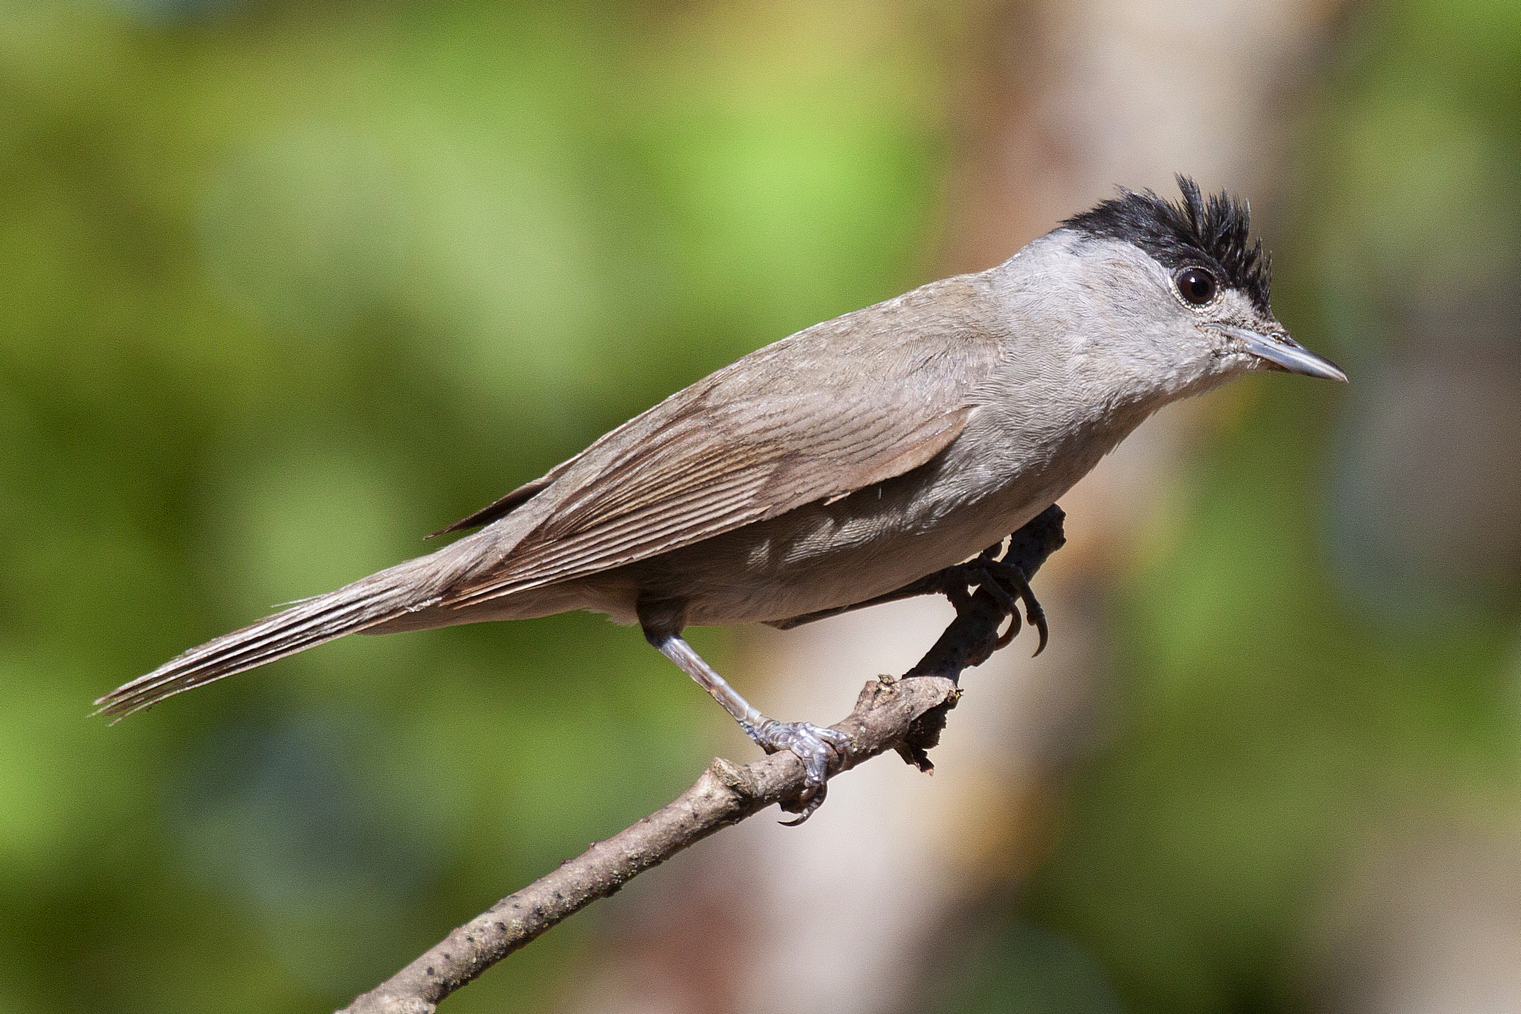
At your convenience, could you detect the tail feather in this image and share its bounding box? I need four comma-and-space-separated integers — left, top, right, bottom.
95, 569, 435, 720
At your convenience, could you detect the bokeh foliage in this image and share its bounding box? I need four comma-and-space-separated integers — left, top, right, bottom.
1020, 1, 1521, 1011
0, 2, 950, 1010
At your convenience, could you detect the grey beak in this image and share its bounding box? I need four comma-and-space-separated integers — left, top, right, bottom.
1219, 326, 1348, 383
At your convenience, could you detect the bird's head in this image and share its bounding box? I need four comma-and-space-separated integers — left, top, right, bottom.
1057, 176, 1346, 395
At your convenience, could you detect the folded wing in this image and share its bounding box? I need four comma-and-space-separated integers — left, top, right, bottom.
444, 278, 1002, 608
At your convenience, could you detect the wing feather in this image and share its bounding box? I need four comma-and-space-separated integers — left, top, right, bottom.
441, 273, 1003, 607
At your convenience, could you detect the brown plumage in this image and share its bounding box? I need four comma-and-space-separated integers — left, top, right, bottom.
98, 273, 1000, 719
97, 179, 1344, 816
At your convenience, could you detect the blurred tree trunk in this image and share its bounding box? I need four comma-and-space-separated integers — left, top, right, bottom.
564, 2, 1342, 1011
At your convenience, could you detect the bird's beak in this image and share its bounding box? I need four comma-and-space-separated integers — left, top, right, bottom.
1218, 325, 1348, 383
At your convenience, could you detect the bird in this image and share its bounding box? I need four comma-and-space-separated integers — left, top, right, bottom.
97, 176, 1346, 820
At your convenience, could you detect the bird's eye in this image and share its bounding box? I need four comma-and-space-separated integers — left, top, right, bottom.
1176, 267, 1217, 305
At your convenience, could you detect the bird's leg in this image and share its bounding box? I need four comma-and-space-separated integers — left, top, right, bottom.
642, 627, 849, 824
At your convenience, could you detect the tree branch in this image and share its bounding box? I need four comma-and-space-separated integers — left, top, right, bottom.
340, 505, 1066, 1014
340, 676, 960, 1014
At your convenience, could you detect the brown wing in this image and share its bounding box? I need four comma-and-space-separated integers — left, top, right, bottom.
442, 274, 1002, 608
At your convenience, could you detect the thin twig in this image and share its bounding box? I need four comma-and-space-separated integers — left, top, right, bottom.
341, 676, 961, 1014
339, 505, 1066, 1014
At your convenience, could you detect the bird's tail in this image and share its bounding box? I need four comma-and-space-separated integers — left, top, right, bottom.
94, 554, 454, 720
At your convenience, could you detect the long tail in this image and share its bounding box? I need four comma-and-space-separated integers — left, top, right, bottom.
95, 555, 454, 720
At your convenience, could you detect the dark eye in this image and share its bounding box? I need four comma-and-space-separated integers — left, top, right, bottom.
1176, 267, 1217, 305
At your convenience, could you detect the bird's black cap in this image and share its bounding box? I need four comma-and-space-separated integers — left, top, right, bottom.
1062, 175, 1272, 313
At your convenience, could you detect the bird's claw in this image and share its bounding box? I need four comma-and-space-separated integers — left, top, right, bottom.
1011, 566, 1049, 655
942, 547, 1051, 657
746, 719, 849, 825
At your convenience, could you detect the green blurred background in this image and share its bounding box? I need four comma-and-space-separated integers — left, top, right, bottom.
3, 1, 1519, 1012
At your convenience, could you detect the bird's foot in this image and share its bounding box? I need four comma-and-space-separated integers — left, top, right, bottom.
943, 546, 1050, 656
743, 719, 850, 825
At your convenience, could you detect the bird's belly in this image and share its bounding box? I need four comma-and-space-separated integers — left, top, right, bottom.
624, 467, 1070, 628
571, 403, 1148, 629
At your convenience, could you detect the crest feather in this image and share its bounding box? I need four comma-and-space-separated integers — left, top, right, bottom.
1063, 175, 1272, 313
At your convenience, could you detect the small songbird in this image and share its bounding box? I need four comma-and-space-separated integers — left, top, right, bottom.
98, 177, 1345, 817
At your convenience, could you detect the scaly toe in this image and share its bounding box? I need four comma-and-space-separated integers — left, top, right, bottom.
753, 720, 847, 824
816, 726, 851, 752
